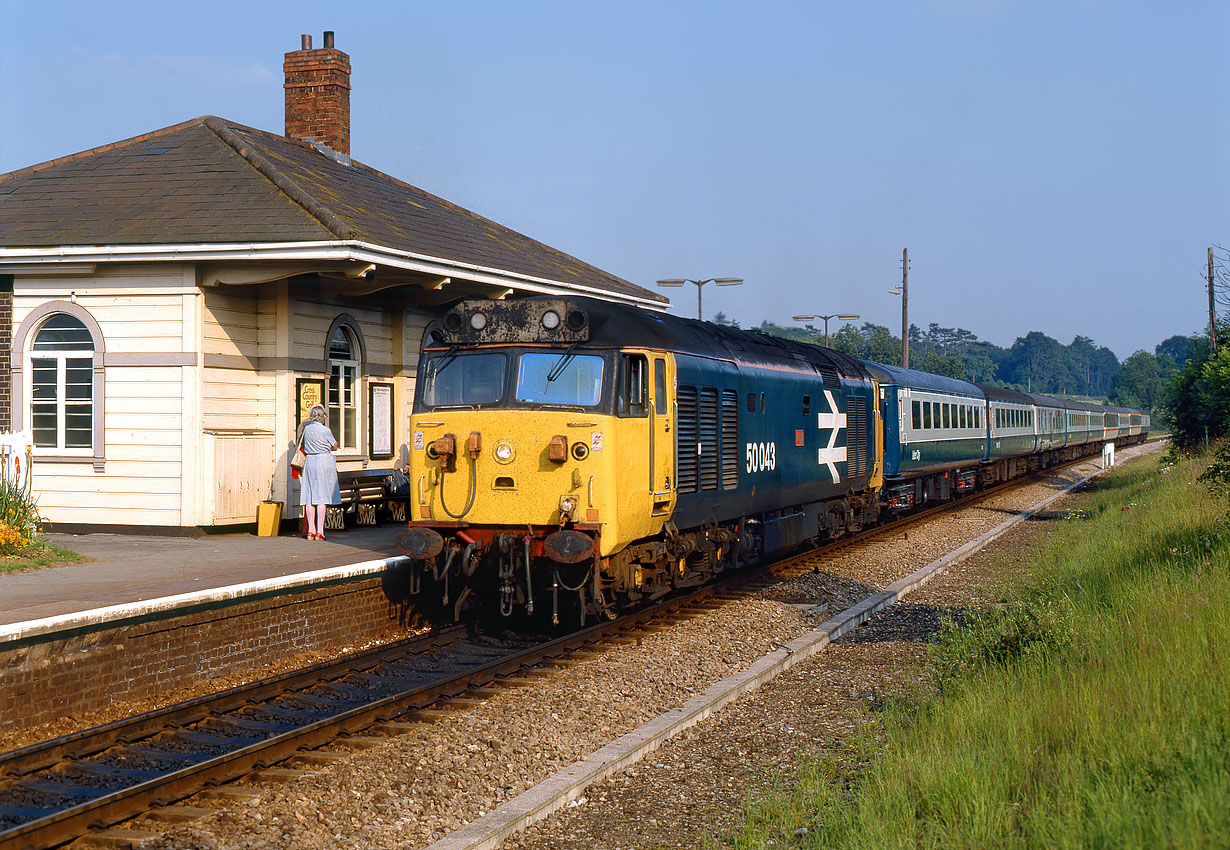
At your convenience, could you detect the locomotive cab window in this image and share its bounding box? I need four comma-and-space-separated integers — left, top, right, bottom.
420, 352, 507, 408
518, 352, 605, 408
616, 354, 648, 417
653, 359, 667, 414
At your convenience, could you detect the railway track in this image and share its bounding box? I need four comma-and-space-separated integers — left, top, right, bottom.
0, 451, 1132, 850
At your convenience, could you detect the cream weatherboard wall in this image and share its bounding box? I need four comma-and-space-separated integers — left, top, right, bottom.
202, 284, 276, 524
13, 265, 200, 529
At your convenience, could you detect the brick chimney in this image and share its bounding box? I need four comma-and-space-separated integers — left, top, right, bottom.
284, 32, 351, 156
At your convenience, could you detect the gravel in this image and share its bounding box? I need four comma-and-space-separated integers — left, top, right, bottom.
24, 445, 1162, 849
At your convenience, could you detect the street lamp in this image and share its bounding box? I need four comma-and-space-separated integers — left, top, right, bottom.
656, 277, 743, 321
889, 247, 909, 368
792, 313, 860, 348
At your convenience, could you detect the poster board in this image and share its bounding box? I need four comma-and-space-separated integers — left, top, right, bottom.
296, 378, 326, 426
369, 383, 394, 459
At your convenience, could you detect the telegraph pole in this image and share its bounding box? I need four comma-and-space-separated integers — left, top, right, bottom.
1211, 247, 1218, 356
901, 248, 910, 369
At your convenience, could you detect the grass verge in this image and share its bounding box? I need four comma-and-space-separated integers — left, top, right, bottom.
724, 450, 1230, 849
0, 538, 85, 575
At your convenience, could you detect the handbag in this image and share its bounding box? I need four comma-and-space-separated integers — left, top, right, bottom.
291, 435, 306, 473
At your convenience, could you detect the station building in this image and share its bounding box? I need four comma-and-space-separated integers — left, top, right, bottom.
0, 33, 665, 533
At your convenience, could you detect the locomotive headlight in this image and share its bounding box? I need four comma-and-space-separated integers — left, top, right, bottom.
541, 310, 560, 330
494, 441, 515, 464
469, 312, 488, 330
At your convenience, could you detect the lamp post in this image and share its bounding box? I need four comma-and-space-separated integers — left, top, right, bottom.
656, 277, 743, 321
888, 247, 909, 368
792, 313, 860, 348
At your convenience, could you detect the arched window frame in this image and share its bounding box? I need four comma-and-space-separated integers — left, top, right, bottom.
12, 301, 106, 472
325, 314, 365, 455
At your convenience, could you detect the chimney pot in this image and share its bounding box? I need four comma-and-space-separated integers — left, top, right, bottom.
301, 34, 312, 50
323, 31, 335, 49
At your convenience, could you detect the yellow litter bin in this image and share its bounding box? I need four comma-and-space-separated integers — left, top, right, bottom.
256, 500, 283, 536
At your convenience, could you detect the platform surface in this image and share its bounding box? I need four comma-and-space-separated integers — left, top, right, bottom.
0, 525, 406, 627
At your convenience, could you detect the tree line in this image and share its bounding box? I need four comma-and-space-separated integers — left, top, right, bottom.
710, 312, 1192, 414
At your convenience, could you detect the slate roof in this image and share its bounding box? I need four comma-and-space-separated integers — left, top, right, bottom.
0, 116, 662, 303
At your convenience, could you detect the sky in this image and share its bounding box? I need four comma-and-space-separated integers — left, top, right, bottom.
1, 0, 1226, 360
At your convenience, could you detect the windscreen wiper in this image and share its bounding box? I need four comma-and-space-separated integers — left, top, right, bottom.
426, 345, 460, 381
544, 341, 581, 387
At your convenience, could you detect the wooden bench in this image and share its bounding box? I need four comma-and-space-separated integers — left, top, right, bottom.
324, 468, 409, 529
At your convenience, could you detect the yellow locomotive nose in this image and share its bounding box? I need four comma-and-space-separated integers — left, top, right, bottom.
411, 412, 602, 529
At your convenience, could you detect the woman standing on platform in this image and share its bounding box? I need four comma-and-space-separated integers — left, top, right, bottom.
298, 403, 340, 540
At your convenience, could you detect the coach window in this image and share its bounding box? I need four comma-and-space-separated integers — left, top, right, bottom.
617, 354, 648, 417
912, 400, 921, 430
923, 402, 932, 429
942, 404, 951, 429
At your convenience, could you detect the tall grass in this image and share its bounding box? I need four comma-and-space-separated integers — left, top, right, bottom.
726, 452, 1230, 849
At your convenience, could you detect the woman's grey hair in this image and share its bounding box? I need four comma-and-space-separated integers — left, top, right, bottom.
308, 403, 327, 425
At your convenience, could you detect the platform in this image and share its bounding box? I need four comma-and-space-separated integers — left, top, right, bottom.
0, 525, 406, 628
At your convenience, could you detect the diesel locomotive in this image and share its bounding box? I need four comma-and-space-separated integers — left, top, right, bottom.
397, 296, 1147, 622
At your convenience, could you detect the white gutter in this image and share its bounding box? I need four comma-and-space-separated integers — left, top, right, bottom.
0, 240, 670, 311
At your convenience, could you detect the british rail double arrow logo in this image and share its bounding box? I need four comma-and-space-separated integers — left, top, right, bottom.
816, 389, 847, 483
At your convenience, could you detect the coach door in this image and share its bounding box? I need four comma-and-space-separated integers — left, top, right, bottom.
650, 355, 675, 515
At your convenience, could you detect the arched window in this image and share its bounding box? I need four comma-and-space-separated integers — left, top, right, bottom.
30, 314, 95, 450
328, 324, 360, 451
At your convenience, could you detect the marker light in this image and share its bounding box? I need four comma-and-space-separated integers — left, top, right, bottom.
494, 441, 515, 463
470, 312, 488, 330
541, 310, 560, 329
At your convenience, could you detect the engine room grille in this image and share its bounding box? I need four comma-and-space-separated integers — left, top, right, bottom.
848, 396, 867, 478
677, 385, 698, 494
721, 389, 739, 489
817, 364, 841, 389
698, 387, 720, 491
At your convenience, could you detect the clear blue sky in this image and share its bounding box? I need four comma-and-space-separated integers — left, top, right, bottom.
2, 0, 1226, 359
